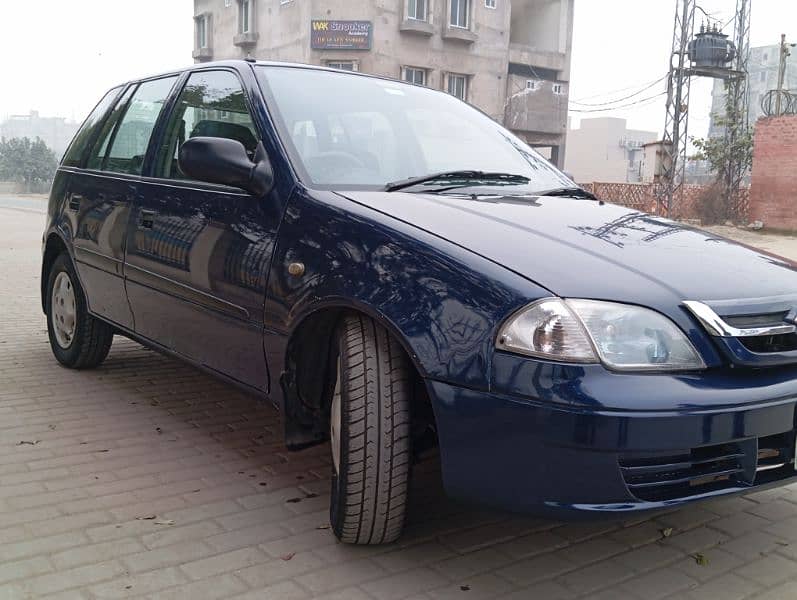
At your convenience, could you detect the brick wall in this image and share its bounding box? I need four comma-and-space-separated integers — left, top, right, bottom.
749, 115, 797, 230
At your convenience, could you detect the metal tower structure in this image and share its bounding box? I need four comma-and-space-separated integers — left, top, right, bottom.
659, 0, 695, 216
721, 0, 751, 220
659, 0, 751, 218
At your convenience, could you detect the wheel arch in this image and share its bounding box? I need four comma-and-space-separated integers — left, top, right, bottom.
41, 232, 70, 313
280, 298, 429, 450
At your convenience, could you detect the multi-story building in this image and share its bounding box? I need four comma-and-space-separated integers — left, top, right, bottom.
0, 111, 79, 159
564, 117, 657, 183
708, 42, 797, 137
191, 0, 574, 166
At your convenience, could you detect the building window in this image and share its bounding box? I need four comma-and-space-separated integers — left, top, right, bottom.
326, 61, 358, 71
760, 71, 767, 82
447, 73, 467, 100
450, 0, 469, 28
195, 15, 208, 49
403, 67, 427, 86
526, 79, 538, 90
238, 0, 252, 33
485, 0, 496, 8
408, 0, 428, 21
552, 83, 564, 95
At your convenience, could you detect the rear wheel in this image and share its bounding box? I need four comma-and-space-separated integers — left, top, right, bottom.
45, 253, 113, 369
329, 314, 411, 545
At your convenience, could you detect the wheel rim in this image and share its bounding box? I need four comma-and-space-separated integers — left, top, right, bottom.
331, 355, 342, 475
51, 271, 77, 349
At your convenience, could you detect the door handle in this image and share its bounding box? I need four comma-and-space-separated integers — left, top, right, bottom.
140, 210, 156, 229
68, 194, 83, 211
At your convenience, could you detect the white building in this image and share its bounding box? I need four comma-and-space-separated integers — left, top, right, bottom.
709, 42, 797, 136
0, 111, 79, 158
564, 117, 657, 183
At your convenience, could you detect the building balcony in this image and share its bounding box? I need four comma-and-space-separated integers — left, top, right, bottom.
399, 18, 434, 36
192, 47, 213, 61
508, 42, 567, 75
233, 32, 259, 48
442, 26, 477, 44
504, 78, 568, 138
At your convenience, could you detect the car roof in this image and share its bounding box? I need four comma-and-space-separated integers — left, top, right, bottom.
119, 59, 398, 89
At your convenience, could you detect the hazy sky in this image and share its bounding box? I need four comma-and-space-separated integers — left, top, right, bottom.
1, 0, 795, 139
569, 0, 797, 137
0, 1, 192, 123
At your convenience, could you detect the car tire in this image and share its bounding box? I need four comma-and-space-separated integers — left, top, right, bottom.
329, 314, 411, 545
45, 253, 113, 369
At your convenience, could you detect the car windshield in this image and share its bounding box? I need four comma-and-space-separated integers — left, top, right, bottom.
255, 66, 574, 193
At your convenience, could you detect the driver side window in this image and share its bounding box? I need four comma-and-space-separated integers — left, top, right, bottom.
156, 70, 259, 181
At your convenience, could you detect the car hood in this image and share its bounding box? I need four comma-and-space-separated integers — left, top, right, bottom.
337, 190, 797, 313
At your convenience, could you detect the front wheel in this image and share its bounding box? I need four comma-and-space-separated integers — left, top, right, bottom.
329, 314, 412, 545
45, 253, 113, 369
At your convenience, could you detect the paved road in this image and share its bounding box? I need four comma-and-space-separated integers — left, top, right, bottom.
0, 194, 47, 214
4, 205, 797, 599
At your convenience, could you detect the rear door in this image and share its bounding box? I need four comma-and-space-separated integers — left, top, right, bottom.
124, 68, 282, 391
64, 77, 178, 329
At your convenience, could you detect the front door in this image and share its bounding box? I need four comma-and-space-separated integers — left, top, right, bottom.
124, 69, 281, 391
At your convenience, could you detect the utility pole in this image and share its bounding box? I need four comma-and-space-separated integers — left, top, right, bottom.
775, 34, 792, 116
659, 0, 752, 219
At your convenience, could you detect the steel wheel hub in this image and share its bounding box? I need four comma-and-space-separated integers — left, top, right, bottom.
51, 271, 77, 349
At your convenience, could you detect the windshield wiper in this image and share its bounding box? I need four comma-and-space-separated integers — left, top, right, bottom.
385, 170, 530, 192
535, 186, 598, 200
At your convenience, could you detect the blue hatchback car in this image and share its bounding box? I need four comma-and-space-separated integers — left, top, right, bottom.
42, 60, 797, 544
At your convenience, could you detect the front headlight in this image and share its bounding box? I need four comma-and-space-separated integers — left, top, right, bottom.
496, 298, 705, 372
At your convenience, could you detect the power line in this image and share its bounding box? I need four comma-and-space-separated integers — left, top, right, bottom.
568, 91, 667, 113
569, 74, 668, 107
568, 75, 668, 103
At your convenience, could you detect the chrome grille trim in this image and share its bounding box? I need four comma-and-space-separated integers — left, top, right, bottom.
683, 300, 796, 338
757, 462, 788, 472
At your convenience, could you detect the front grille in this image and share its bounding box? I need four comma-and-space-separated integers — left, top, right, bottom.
684, 301, 797, 366
620, 443, 752, 502
755, 432, 794, 481
620, 433, 795, 502
739, 333, 797, 353
724, 312, 789, 329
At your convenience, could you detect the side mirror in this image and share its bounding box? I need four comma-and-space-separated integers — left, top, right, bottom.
178, 137, 274, 197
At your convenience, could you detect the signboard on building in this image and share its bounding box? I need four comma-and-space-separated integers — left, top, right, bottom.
311, 20, 372, 50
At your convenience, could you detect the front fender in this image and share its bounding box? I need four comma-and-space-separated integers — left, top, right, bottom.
263, 188, 549, 400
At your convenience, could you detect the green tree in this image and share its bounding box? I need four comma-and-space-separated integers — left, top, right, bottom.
690, 113, 753, 177
0, 136, 58, 192
689, 112, 754, 224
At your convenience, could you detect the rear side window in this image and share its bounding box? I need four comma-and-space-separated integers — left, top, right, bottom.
86, 86, 136, 171
88, 76, 178, 175
155, 70, 259, 180
61, 87, 122, 167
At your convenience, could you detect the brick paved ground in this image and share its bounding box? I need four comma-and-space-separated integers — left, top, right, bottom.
4, 201, 797, 599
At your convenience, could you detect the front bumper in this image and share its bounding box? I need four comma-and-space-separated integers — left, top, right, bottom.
427, 366, 797, 516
